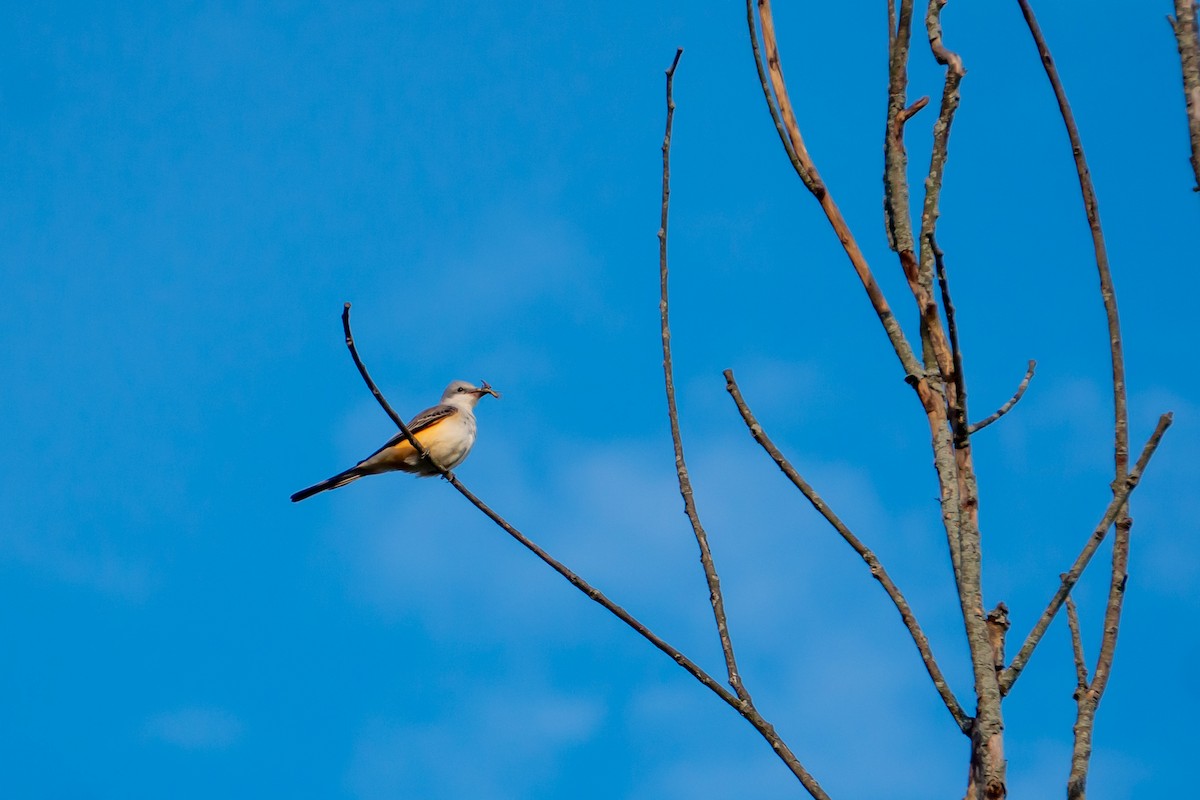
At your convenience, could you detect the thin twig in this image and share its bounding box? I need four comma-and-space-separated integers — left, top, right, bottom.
657, 49, 753, 705
1064, 596, 1089, 689
339, 304, 829, 799
1170, 0, 1200, 191
999, 413, 1173, 695
967, 361, 1036, 435
342, 303, 432, 463
725, 369, 971, 733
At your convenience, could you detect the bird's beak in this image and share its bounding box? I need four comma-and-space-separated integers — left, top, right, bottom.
476, 380, 500, 398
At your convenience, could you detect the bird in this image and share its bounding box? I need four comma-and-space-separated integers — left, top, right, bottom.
291, 380, 499, 502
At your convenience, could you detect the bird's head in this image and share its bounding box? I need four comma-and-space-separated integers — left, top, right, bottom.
442, 379, 500, 407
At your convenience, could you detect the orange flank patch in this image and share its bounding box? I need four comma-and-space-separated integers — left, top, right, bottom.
359, 415, 453, 472
374, 437, 419, 466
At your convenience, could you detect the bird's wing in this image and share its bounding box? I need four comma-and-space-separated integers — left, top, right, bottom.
407, 403, 459, 433
361, 404, 459, 461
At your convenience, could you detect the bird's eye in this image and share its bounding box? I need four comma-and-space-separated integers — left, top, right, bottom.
457, 386, 466, 393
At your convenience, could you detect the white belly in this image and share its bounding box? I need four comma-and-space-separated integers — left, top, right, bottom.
416, 411, 477, 472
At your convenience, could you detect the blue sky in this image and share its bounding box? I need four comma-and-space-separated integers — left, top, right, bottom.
2, 2, 1196, 798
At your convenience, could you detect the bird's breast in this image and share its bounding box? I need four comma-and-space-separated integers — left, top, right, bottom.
421, 412, 477, 469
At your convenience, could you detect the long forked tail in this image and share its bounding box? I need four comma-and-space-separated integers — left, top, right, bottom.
290, 467, 365, 502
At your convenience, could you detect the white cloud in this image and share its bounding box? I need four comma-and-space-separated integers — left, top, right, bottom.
1127, 386, 1200, 601
380, 206, 608, 351
996, 375, 1112, 475
0, 527, 156, 601
345, 690, 604, 800
144, 706, 243, 750
627, 751, 798, 800
1003, 738, 1151, 800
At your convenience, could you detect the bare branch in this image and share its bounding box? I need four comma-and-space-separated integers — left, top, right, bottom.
999, 413, 1173, 695
883, 0, 917, 255
1015, 0, 1128, 481
1065, 596, 1089, 689
967, 360, 1036, 435
657, 49, 754, 705
1170, 0, 1200, 191
747, 0, 926, 387
340, 304, 830, 799
724, 369, 971, 733
1015, 6, 1134, 794
899, 95, 930, 122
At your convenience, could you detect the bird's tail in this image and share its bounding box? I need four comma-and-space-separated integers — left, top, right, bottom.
290, 467, 366, 503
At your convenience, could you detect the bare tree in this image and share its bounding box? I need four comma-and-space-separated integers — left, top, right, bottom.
306, 3, 1179, 798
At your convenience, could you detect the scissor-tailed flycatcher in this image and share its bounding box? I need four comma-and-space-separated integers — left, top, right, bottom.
291, 380, 499, 502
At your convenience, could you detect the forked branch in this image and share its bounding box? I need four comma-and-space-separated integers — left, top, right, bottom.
657, 49, 754, 705
914, 0, 966, 391
747, 0, 926, 387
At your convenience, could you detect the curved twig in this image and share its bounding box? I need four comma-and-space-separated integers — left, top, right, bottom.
1015, 0, 1128, 480
966, 360, 1036, 435
342, 303, 431, 463
724, 369, 971, 733
657, 50, 753, 704
999, 413, 1173, 695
